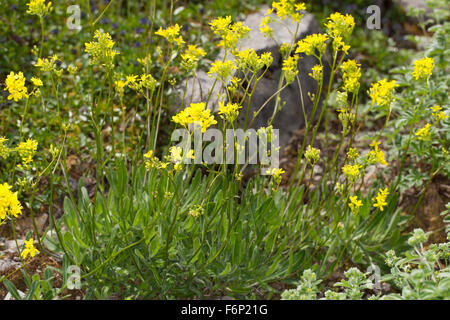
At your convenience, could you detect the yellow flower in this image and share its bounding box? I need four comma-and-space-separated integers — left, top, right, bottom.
295, 33, 328, 56
0, 137, 11, 159
0, 183, 23, 221
170, 146, 183, 164
271, 0, 306, 22
341, 60, 361, 93
282, 55, 299, 84
85, 30, 119, 68
259, 16, 273, 38
305, 145, 320, 166
31, 77, 43, 87
309, 65, 323, 82
332, 36, 350, 55
266, 167, 285, 185
210, 16, 233, 35
21, 238, 40, 259
372, 188, 389, 211
430, 105, 448, 122
4, 72, 28, 102
67, 65, 78, 74
367, 140, 387, 166
415, 123, 432, 141
34, 56, 57, 72
411, 57, 434, 81
208, 60, 236, 81
325, 12, 355, 40
181, 45, 206, 71
155, 24, 184, 45
172, 102, 217, 133
347, 148, 359, 160
348, 195, 363, 215
16, 139, 38, 168
236, 49, 272, 71
144, 150, 153, 159
144, 150, 167, 170
342, 163, 362, 183
114, 80, 128, 96
210, 17, 250, 49
169, 146, 194, 168
26, 0, 52, 17
218, 102, 242, 122
368, 79, 398, 107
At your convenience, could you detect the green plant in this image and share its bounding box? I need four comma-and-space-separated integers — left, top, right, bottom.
1, 0, 448, 301
281, 226, 450, 300
381, 227, 449, 300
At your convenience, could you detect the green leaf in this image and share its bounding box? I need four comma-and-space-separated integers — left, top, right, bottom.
3, 279, 22, 300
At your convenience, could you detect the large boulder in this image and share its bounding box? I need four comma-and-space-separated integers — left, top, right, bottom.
177, 6, 328, 148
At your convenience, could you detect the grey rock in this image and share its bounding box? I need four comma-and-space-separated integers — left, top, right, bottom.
177, 6, 328, 148
0, 259, 21, 273
4, 289, 26, 300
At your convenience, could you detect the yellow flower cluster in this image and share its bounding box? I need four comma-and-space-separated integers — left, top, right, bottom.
26, 0, 52, 17
372, 188, 389, 211
210, 16, 232, 34
325, 12, 355, 40
341, 60, 361, 93
236, 49, 273, 72
305, 145, 320, 166
342, 163, 362, 183
67, 65, 78, 75
295, 33, 328, 57
172, 102, 217, 133
188, 204, 204, 219
266, 167, 285, 185
270, 0, 306, 22
415, 123, 432, 141
367, 140, 387, 166
170, 146, 195, 171
21, 238, 40, 259
218, 102, 242, 123
85, 30, 119, 68
259, 15, 273, 38
0, 137, 11, 159
332, 36, 351, 55
16, 139, 38, 169
208, 60, 236, 81
309, 65, 323, 82
181, 45, 206, 71
35, 54, 59, 73
411, 57, 434, 81
31, 77, 43, 87
210, 16, 250, 49
336, 90, 355, 135
430, 105, 447, 122
369, 79, 398, 107
347, 147, 359, 160
348, 195, 363, 215
144, 150, 168, 170
0, 183, 23, 223
155, 24, 185, 46
4, 72, 28, 102
114, 74, 157, 96
282, 55, 299, 84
